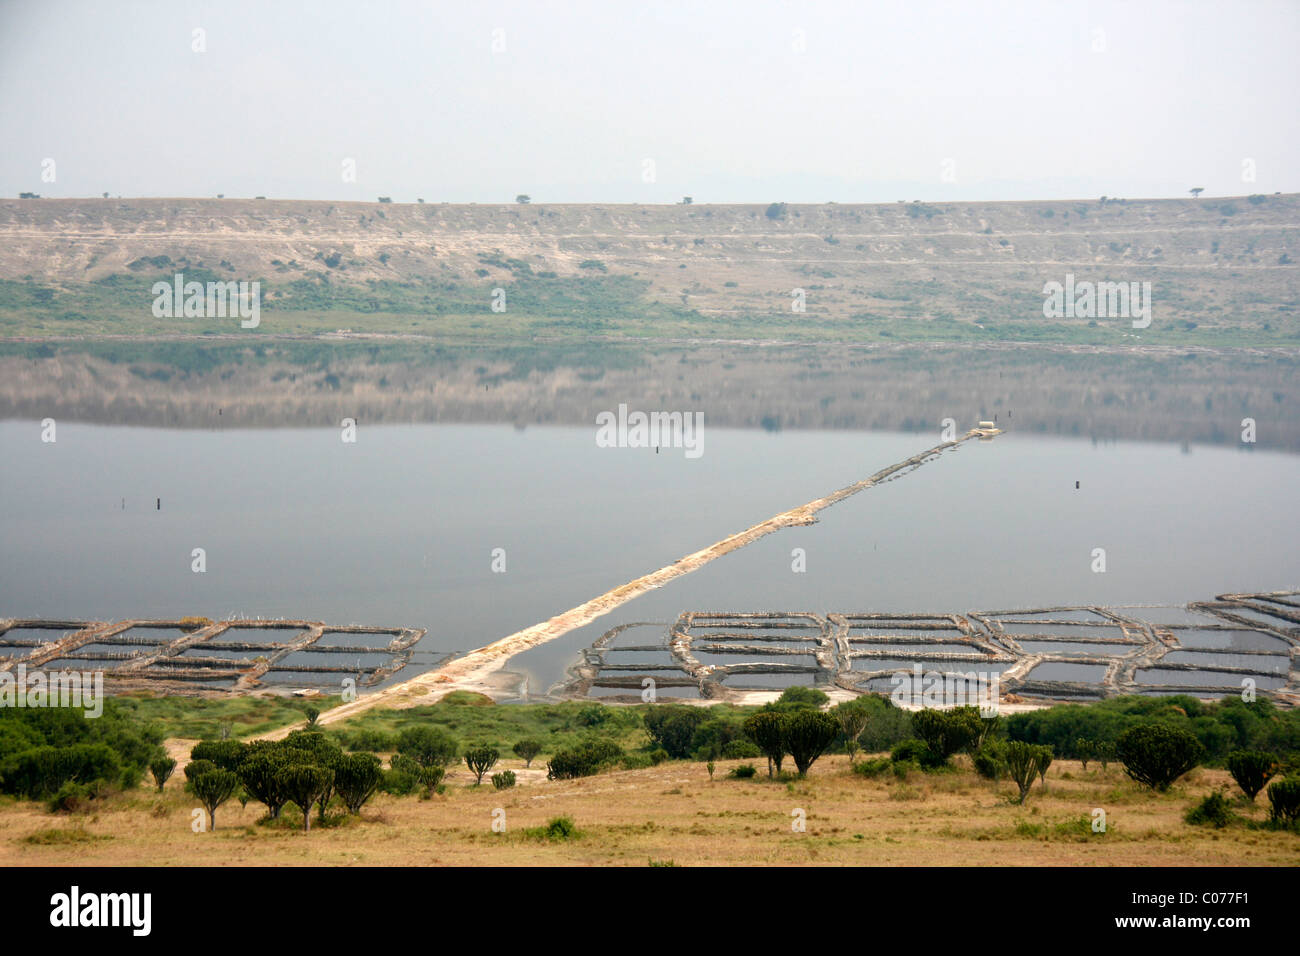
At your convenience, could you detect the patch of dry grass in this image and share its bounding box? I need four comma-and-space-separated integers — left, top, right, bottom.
1, 757, 1296, 866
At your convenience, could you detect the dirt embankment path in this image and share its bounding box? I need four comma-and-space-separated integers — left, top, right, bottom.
257, 430, 991, 740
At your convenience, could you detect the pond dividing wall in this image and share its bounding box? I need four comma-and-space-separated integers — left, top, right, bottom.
553, 591, 1300, 705
0, 617, 428, 696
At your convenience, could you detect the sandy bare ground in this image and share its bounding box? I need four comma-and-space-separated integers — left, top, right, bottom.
258, 431, 990, 740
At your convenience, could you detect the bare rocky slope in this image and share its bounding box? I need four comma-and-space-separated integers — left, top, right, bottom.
1, 195, 1297, 333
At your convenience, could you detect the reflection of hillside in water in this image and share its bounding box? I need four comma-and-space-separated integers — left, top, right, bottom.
1, 343, 1296, 450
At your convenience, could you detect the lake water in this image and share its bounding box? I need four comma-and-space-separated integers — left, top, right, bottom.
1, 419, 1297, 694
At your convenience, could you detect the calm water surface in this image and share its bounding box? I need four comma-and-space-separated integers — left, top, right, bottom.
1, 421, 1296, 692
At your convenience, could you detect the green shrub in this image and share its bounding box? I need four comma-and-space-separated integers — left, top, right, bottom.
853, 757, 892, 778
389, 752, 420, 775
47, 781, 97, 813
395, 725, 459, 768
890, 738, 941, 769
728, 763, 758, 779
543, 815, 577, 839
856, 696, 914, 753
379, 768, 418, 796
524, 815, 578, 841
345, 729, 395, 752
546, 742, 622, 780
644, 706, 705, 759
1007, 695, 1297, 764
720, 739, 762, 759
2, 743, 122, 799
581, 739, 624, 764
1117, 724, 1204, 791
575, 704, 611, 727
689, 711, 749, 759
1226, 750, 1279, 801
972, 741, 1006, 780
770, 686, 829, 711
1185, 791, 1234, 828
491, 770, 516, 790
620, 752, 653, 770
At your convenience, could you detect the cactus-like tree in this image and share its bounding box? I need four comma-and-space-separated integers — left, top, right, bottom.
513, 739, 542, 768
238, 750, 291, 819
465, 746, 500, 785
334, 753, 382, 814
1075, 737, 1096, 771
1116, 724, 1204, 791
743, 712, 787, 777
1035, 745, 1053, 786
1005, 742, 1051, 804
150, 757, 176, 792
783, 711, 839, 777
910, 707, 980, 764
278, 765, 334, 831
419, 765, 445, 796
831, 702, 870, 764
192, 768, 239, 830
1267, 779, 1300, 824
190, 739, 245, 771
1226, 750, 1279, 801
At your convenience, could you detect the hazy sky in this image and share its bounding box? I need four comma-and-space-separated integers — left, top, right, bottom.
2, 0, 1296, 203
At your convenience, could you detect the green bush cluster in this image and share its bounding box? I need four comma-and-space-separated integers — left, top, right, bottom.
1007, 695, 1300, 764
1185, 791, 1234, 828
185, 729, 383, 831
546, 740, 624, 780
741, 708, 838, 778
0, 703, 164, 802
